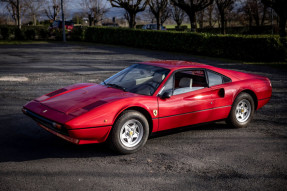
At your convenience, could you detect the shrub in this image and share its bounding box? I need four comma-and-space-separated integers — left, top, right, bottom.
38, 28, 49, 40
14, 28, 25, 40
24, 29, 36, 40
54, 29, 63, 41
84, 27, 286, 61
70, 26, 85, 41
0, 26, 10, 40
0, 25, 50, 40
175, 25, 188, 31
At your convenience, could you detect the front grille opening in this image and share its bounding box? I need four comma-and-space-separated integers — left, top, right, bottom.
25, 110, 68, 136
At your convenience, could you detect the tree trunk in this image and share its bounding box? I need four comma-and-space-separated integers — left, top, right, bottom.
88, 14, 93, 26
198, 11, 204, 29
128, 12, 136, 29
188, 12, 197, 32
208, 11, 212, 27
33, 14, 37, 26
254, 14, 260, 27
208, 5, 213, 27
248, 14, 253, 27
156, 12, 161, 30
261, 5, 266, 26
220, 11, 225, 34
278, 14, 286, 37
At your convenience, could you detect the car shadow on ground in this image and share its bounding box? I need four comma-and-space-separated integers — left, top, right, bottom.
0, 113, 235, 163
149, 121, 234, 140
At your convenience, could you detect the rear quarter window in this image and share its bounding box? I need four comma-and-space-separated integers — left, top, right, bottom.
207, 70, 231, 86
207, 71, 223, 86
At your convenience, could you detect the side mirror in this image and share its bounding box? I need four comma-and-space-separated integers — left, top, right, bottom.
160, 91, 172, 99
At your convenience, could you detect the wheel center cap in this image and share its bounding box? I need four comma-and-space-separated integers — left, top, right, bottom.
129, 131, 134, 137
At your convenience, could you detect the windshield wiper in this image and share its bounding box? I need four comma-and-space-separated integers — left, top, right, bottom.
106, 83, 126, 92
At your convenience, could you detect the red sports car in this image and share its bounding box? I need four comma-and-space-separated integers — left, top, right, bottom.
22, 61, 272, 154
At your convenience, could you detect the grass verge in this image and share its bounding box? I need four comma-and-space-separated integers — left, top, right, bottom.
243, 61, 287, 70
0, 40, 50, 45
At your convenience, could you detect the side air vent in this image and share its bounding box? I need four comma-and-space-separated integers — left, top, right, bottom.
83, 100, 107, 111
46, 88, 67, 97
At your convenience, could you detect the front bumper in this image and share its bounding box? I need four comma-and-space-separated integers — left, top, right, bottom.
22, 108, 112, 144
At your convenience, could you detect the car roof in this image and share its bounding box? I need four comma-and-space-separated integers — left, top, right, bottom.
142, 60, 212, 70
141, 60, 242, 82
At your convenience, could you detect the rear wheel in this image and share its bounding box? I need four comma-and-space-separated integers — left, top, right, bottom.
227, 93, 255, 128
109, 110, 149, 154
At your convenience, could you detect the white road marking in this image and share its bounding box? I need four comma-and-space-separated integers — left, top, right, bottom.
0, 76, 29, 82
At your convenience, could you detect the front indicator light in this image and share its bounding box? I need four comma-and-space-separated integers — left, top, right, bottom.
52, 122, 62, 130
22, 108, 27, 114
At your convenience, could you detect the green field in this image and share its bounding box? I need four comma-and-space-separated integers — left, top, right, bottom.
164, 24, 191, 29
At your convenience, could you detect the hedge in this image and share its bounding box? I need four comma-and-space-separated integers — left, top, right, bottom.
82, 27, 286, 61
0, 25, 49, 40
1, 25, 286, 61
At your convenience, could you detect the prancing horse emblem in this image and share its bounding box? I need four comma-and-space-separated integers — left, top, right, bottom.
153, 110, 158, 116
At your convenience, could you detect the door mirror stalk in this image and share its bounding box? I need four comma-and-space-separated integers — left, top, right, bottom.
160, 91, 172, 99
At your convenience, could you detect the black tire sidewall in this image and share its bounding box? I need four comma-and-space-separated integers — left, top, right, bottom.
110, 110, 149, 154
228, 93, 255, 128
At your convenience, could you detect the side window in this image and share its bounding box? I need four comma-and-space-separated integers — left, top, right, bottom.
159, 74, 174, 95
173, 70, 208, 95
207, 71, 223, 87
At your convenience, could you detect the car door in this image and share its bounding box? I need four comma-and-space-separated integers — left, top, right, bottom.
206, 70, 234, 120
157, 69, 215, 131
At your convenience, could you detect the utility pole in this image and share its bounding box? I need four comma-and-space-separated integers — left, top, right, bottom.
271, 8, 274, 35
17, 0, 21, 29
61, 0, 66, 42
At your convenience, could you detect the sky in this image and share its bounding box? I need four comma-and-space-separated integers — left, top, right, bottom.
68, 0, 125, 19
0, 0, 126, 21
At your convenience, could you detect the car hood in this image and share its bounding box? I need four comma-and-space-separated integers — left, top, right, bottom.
37, 84, 133, 115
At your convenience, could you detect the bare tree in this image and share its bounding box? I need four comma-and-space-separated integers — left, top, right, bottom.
170, 0, 214, 32
160, 4, 170, 25
23, 0, 44, 25
1, 0, 22, 29
215, 0, 234, 34
45, 0, 60, 21
239, 0, 267, 27
148, 0, 169, 30
261, 0, 287, 37
171, 4, 186, 27
197, 9, 204, 28
206, 1, 215, 27
81, 0, 108, 26
109, 0, 149, 28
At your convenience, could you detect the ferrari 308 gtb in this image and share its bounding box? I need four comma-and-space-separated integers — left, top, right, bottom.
22, 60, 272, 154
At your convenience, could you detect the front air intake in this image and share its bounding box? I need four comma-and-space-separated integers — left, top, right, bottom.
46, 88, 67, 97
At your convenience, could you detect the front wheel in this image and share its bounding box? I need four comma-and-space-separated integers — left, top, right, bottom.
227, 93, 255, 128
109, 110, 149, 154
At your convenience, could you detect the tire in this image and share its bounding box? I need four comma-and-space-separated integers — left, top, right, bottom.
109, 110, 149, 154
227, 92, 255, 128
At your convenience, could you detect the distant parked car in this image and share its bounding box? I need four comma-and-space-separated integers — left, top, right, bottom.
49, 20, 74, 32
142, 24, 166, 30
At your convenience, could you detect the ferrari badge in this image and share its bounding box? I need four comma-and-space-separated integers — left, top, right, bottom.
153, 110, 158, 116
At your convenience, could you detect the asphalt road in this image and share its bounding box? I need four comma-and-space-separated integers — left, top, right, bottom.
0, 43, 286, 191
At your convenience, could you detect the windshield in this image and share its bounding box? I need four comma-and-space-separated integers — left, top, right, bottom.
102, 64, 170, 96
